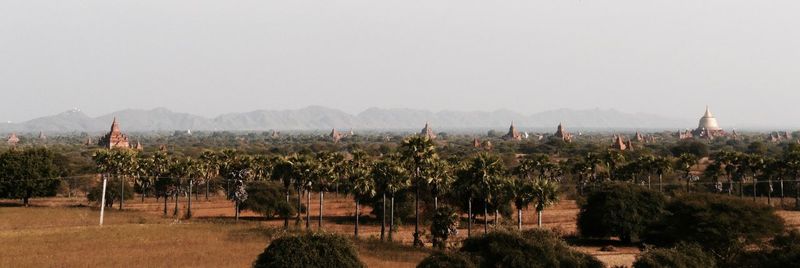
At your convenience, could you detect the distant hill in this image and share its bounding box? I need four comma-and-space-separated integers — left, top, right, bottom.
0, 106, 692, 133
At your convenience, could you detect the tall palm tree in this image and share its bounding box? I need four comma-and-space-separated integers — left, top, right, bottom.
746, 154, 766, 202
603, 150, 626, 180
372, 156, 409, 241
652, 156, 672, 193
93, 149, 139, 210
348, 149, 375, 239
290, 154, 315, 229
313, 151, 337, 230
198, 151, 219, 201
426, 159, 452, 210
453, 160, 479, 237
271, 156, 295, 229
399, 135, 438, 247
531, 178, 559, 227
465, 152, 505, 234
676, 153, 698, 192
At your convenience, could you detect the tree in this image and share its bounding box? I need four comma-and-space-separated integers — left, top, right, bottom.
464, 153, 506, 235
271, 156, 295, 229
198, 151, 219, 201
738, 230, 800, 268
510, 162, 534, 230
431, 206, 459, 249
348, 149, 375, 239
644, 193, 785, 266
460, 230, 603, 268
240, 181, 295, 219
651, 156, 672, 193
253, 233, 365, 268
675, 153, 698, 192
633, 243, 716, 268
0, 148, 64, 206
372, 156, 409, 241
417, 252, 475, 268
577, 182, 667, 243
93, 149, 138, 210
399, 135, 438, 247
312, 151, 337, 230
531, 179, 559, 227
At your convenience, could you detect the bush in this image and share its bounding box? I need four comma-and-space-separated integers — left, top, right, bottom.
417, 252, 475, 268
644, 193, 785, 266
577, 182, 666, 243
459, 229, 603, 268
735, 230, 800, 268
240, 181, 295, 219
87, 178, 133, 208
253, 233, 365, 268
633, 244, 715, 268
431, 206, 459, 249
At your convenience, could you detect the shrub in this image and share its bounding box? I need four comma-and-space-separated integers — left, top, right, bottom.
736, 230, 800, 268
633, 244, 715, 268
417, 252, 475, 268
431, 206, 459, 249
577, 182, 666, 243
253, 233, 365, 268
644, 193, 784, 266
240, 181, 295, 219
87, 179, 134, 208
460, 229, 603, 268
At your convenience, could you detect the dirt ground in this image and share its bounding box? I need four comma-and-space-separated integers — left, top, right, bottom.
4, 194, 800, 268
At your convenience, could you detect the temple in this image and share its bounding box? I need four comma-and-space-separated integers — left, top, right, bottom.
38, 131, 46, 140
98, 118, 132, 149
691, 106, 725, 138
330, 128, 343, 143
610, 135, 627, 151
502, 122, 523, 141
420, 122, 437, 140
7, 133, 20, 146
554, 123, 573, 143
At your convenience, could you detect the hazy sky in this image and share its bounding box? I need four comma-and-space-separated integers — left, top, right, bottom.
2, 1, 799, 127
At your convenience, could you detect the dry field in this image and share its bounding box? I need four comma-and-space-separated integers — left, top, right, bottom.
3, 195, 800, 268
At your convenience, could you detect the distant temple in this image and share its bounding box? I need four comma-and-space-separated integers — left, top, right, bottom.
554, 123, 573, 143
633, 131, 644, 142
610, 135, 627, 151
270, 130, 280, 138
7, 133, 20, 146
38, 131, 46, 140
330, 128, 343, 143
473, 138, 481, 148
420, 122, 437, 140
691, 106, 725, 138
98, 118, 132, 149
135, 141, 143, 150
502, 122, 523, 141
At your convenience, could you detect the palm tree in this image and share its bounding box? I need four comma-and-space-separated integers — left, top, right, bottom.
93, 149, 139, 210
453, 160, 479, 237
510, 157, 536, 230
783, 151, 800, 208
372, 156, 409, 241
348, 149, 375, 239
464, 153, 505, 234
531, 179, 559, 227
290, 154, 315, 229
584, 152, 602, 182
426, 159, 452, 210
746, 154, 766, 202
676, 153, 698, 192
603, 150, 626, 180
271, 156, 295, 229
198, 151, 219, 201
399, 135, 438, 247
313, 151, 338, 230
652, 156, 672, 193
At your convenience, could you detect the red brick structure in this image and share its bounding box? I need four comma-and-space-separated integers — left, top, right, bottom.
420, 122, 436, 140
7, 133, 20, 146
502, 122, 523, 141
98, 118, 131, 149
554, 123, 573, 143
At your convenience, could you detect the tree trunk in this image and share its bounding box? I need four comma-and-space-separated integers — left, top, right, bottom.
235, 200, 240, 221
494, 209, 498, 229
483, 200, 488, 234
380, 193, 386, 241
142, 186, 146, 203
163, 192, 167, 216
187, 180, 193, 218
517, 208, 523, 231
306, 190, 311, 230
120, 176, 124, 210
780, 179, 785, 208
647, 175, 651, 189
768, 178, 772, 206
173, 191, 179, 217
319, 191, 324, 230
658, 174, 663, 192
23, 196, 29, 207
467, 198, 472, 237
284, 188, 290, 229
753, 177, 758, 202
296, 187, 302, 225
740, 180, 744, 199
206, 179, 210, 201
413, 183, 421, 247
389, 196, 395, 242
537, 210, 543, 226
354, 199, 360, 239
434, 196, 438, 210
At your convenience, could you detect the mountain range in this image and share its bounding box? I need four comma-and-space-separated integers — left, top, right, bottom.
0, 106, 693, 133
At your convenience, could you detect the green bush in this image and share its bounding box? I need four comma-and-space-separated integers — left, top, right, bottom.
87, 179, 133, 208
417, 252, 475, 268
253, 233, 365, 268
431, 206, 459, 249
633, 244, 715, 268
240, 181, 295, 219
577, 182, 666, 243
735, 230, 800, 268
644, 193, 784, 266
459, 230, 603, 268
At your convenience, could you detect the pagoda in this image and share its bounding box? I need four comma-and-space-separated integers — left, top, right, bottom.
473, 138, 481, 148
554, 123, 573, 142
610, 135, 627, 151
330, 128, 343, 143
38, 131, 46, 140
502, 122, 523, 141
633, 131, 644, 142
7, 133, 20, 146
98, 118, 131, 149
691, 106, 725, 138
420, 122, 437, 140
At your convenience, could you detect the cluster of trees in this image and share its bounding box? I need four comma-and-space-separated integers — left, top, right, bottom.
0, 148, 65, 206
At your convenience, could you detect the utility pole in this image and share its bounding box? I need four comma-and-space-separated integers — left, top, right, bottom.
99, 175, 108, 226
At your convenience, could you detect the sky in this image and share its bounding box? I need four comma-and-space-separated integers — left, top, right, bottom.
1, 0, 799, 127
